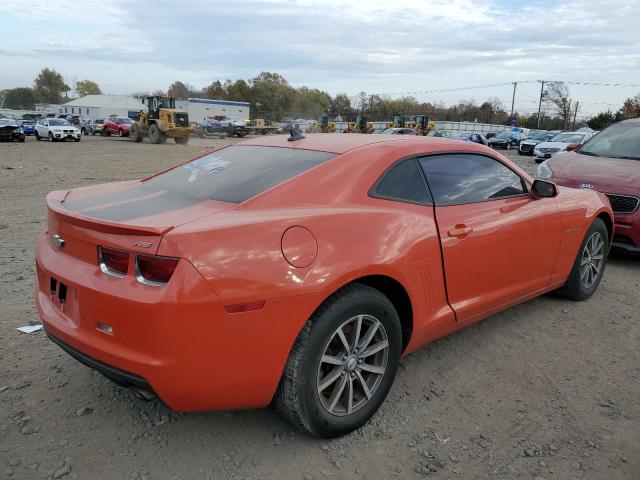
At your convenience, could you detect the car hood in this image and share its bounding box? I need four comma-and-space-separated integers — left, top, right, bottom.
521, 138, 545, 145
535, 141, 571, 150
0, 124, 20, 130
548, 151, 640, 193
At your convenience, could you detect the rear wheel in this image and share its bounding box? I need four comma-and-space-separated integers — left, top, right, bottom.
557, 218, 608, 301
129, 123, 143, 142
174, 136, 189, 145
275, 284, 402, 438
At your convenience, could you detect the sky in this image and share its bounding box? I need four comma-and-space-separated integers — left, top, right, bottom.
1, 0, 639, 116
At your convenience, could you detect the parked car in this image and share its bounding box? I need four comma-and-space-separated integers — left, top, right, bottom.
18, 119, 36, 136
488, 131, 518, 150
428, 130, 452, 138
382, 128, 416, 135
196, 118, 250, 138
452, 132, 488, 145
537, 118, 639, 254
0, 118, 26, 142
103, 116, 133, 137
35, 118, 81, 142
82, 119, 105, 135
36, 134, 612, 438
534, 130, 597, 163
518, 130, 561, 155
485, 132, 499, 139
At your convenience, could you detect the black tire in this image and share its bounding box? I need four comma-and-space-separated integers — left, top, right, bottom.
49, 132, 55, 142
35, 132, 41, 141
275, 283, 402, 438
557, 218, 608, 301
174, 136, 189, 145
148, 124, 165, 144
129, 123, 143, 143
19, 137, 25, 142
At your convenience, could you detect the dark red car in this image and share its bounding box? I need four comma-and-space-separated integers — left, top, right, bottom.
537, 118, 640, 254
103, 116, 133, 137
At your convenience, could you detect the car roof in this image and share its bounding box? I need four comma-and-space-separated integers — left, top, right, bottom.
238, 133, 431, 154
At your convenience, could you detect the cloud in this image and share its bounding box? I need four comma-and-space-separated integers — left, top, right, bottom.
0, 0, 638, 108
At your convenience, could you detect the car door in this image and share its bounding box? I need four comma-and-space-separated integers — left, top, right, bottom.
38, 119, 48, 136
418, 153, 562, 323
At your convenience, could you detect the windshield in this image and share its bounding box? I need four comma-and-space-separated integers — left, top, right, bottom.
530, 131, 551, 140
551, 132, 584, 143
579, 122, 640, 159
382, 129, 396, 134
145, 146, 336, 203
496, 132, 510, 139
19, 120, 34, 126
118, 118, 133, 124
0, 119, 19, 127
49, 119, 71, 126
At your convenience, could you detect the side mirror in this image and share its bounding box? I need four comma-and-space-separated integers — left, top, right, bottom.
566, 143, 580, 151
532, 179, 558, 198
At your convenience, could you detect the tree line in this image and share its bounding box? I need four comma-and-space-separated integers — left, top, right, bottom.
1, 67, 638, 130
0, 68, 101, 110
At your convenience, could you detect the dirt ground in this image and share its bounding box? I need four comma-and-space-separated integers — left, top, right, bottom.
1, 134, 638, 480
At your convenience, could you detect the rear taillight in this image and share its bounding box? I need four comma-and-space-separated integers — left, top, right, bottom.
98, 246, 129, 278
135, 254, 179, 286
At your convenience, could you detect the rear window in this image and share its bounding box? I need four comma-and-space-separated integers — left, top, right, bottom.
144, 146, 335, 203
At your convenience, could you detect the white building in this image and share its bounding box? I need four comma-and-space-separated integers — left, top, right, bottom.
175, 98, 251, 123
60, 95, 145, 120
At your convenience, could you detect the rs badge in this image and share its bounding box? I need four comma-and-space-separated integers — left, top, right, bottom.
579, 183, 594, 190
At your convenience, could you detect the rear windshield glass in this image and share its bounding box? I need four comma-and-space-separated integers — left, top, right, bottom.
144, 146, 335, 203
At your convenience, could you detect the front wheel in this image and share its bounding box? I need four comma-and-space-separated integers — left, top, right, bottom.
49, 132, 55, 142
557, 218, 609, 301
35, 132, 41, 141
275, 284, 402, 438
174, 136, 189, 145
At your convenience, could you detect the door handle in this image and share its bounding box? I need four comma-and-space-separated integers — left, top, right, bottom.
448, 225, 473, 237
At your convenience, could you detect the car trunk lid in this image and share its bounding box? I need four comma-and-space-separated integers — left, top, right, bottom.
46, 181, 233, 263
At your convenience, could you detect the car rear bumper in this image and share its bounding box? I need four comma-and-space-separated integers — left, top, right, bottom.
46, 330, 153, 391
35, 232, 319, 411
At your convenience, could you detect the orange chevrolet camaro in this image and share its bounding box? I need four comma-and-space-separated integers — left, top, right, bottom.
36, 133, 613, 437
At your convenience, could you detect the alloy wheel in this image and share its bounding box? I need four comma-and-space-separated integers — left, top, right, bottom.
580, 231, 604, 289
316, 314, 389, 417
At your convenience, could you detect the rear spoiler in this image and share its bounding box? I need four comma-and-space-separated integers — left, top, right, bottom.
47, 193, 173, 237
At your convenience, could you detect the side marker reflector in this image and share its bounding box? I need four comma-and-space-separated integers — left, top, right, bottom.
224, 301, 266, 314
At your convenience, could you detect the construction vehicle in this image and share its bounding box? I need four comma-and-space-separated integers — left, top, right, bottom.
413, 115, 436, 136
343, 115, 374, 134
308, 115, 336, 133
129, 96, 195, 145
249, 118, 280, 135
392, 115, 406, 128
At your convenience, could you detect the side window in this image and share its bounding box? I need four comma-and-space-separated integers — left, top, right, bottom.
371, 159, 432, 205
419, 154, 528, 206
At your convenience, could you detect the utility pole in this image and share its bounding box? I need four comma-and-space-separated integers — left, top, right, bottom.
509, 82, 517, 126
566, 100, 571, 130
536, 80, 545, 129
572, 101, 579, 129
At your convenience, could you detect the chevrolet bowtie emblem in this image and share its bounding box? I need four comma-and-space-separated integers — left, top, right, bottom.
52, 234, 65, 248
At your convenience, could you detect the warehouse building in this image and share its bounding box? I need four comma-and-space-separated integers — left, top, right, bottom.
175, 98, 251, 123
60, 95, 145, 120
